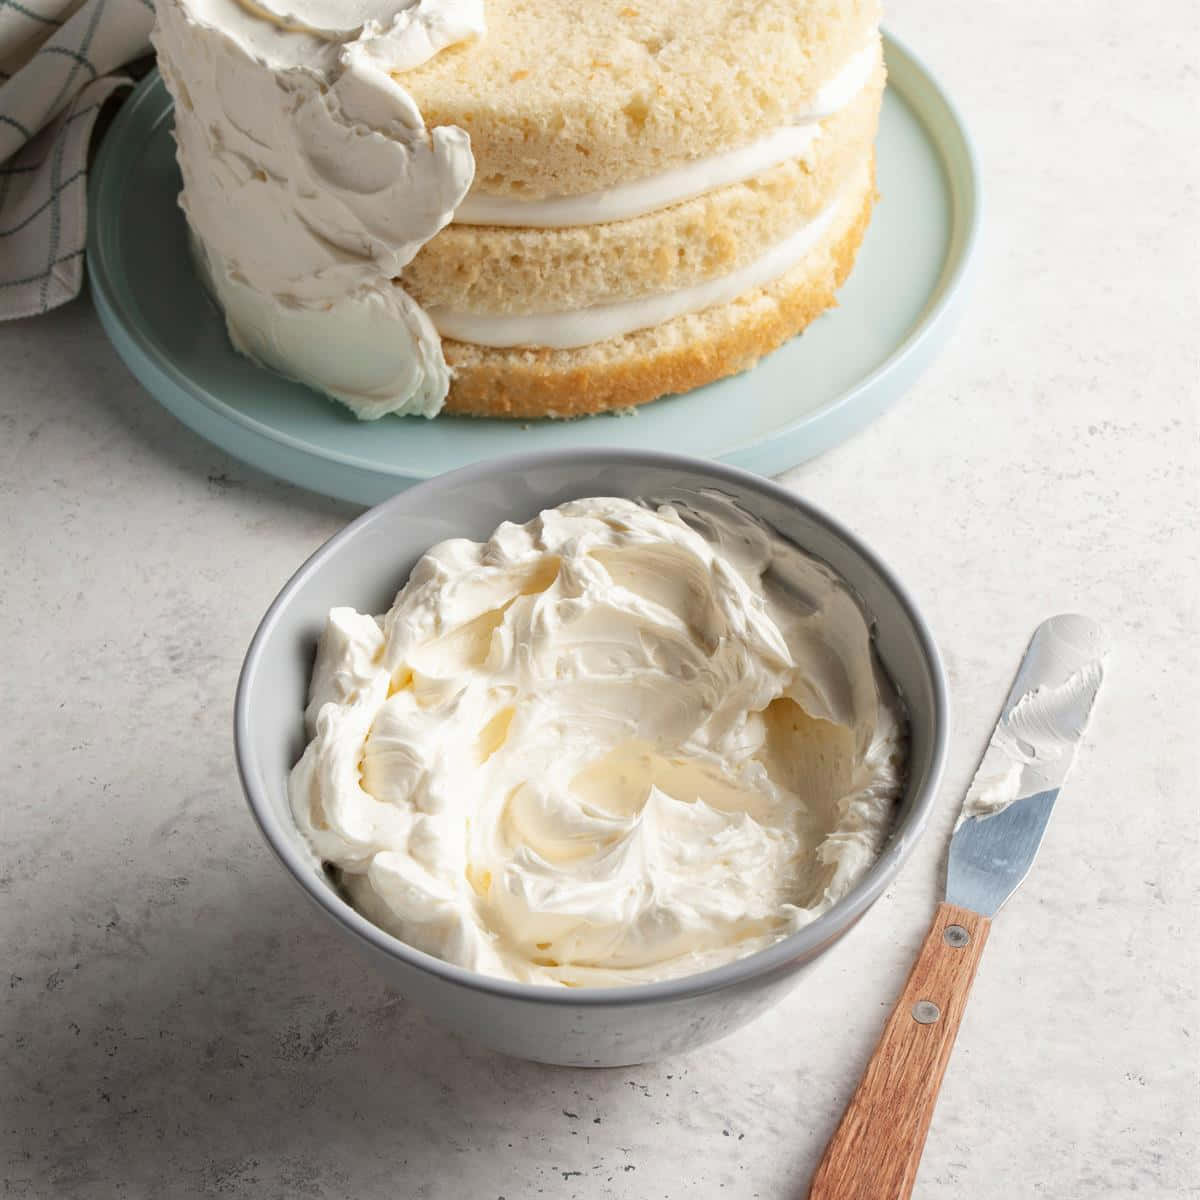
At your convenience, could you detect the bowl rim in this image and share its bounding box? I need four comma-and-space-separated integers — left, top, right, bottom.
235, 447, 949, 1007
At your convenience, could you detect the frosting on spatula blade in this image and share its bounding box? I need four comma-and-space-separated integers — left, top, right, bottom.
947, 614, 1109, 917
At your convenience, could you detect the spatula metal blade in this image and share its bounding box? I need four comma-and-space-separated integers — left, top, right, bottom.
946, 614, 1108, 918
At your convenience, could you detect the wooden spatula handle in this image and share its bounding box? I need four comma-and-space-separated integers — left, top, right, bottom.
808, 902, 991, 1200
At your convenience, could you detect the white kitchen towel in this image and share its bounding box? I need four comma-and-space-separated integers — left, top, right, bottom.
0, 0, 153, 319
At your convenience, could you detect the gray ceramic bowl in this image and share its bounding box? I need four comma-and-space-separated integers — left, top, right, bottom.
235, 449, 948, 1066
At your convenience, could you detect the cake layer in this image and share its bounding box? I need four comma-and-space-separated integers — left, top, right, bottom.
402, 0, 881, 198
403, 74, 881, 316
450, 40, 881, 227
440, 159, 875, 418
430, 168, 862, 349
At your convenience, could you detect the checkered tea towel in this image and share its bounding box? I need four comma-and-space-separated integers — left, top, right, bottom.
0, 0, 153, 319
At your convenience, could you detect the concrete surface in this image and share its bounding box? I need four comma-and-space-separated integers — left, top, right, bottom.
2, 1, 1197, 1196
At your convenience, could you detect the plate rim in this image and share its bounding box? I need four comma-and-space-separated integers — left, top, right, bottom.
88, 27, 981, 493
726, 30, 982, 462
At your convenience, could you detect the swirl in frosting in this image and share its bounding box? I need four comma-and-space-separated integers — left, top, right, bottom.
289, 495, 905, 986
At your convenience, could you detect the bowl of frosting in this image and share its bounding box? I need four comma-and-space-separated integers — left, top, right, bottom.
235, 448, 948, 1066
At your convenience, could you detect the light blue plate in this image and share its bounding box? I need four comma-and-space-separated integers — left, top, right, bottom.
88, 31, 979, 506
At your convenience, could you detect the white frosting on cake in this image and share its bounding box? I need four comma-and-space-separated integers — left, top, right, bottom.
152, 0, 484, 417
153, 0, 879, 417
431, 175, 857, 349
453, 42, 880, 229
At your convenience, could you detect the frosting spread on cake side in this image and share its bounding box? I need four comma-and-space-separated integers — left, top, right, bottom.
152, 0, 484, 417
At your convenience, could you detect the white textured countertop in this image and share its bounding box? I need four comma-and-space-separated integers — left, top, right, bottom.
2, 2, 1196, 1196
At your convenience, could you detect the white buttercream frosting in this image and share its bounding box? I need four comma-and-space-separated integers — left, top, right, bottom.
804, 39, 882, 119
289, 495, 906, 987
454, 125, 820, 229
431, 176, 856, 350
453, 41, 881, 229
152, 0, 484, 418
154, 0, 878, 415
958, 615, 1109, 828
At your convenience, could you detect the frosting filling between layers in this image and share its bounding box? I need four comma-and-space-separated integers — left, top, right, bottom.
430, 170, 864, 349
289, 495, 906, 986
453, 41, 881, 228
153, 0, 486, 417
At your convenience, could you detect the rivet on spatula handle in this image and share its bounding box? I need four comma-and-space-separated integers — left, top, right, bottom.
807, 903, 991, 1200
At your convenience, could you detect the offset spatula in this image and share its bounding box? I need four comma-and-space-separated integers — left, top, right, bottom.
809, 614, 1109, 1200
